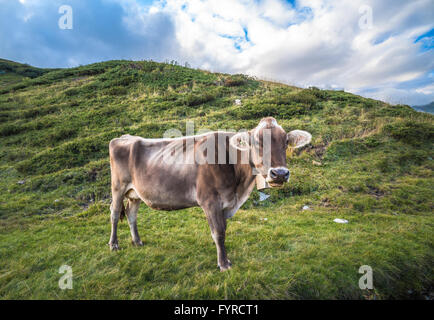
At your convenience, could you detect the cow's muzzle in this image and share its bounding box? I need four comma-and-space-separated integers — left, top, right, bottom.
266, 167, 290, 187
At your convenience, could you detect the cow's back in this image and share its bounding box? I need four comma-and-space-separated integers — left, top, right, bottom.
109, 134, 200, 210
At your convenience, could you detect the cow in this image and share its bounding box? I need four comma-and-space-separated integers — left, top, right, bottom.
108, 117, 312, 271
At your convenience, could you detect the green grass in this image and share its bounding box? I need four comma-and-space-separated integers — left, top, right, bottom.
0, 59, 433, 299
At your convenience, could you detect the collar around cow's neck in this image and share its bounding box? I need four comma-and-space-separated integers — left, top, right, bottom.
255, 174, 270, 190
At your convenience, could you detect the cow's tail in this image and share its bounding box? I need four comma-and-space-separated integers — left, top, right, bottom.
120, 201, 127, 222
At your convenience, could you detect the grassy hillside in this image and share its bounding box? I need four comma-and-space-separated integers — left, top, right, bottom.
0, 59, 52, 87
0, 59, 433, 299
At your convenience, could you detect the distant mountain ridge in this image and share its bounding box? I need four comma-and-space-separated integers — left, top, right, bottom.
412, 101, 434, 114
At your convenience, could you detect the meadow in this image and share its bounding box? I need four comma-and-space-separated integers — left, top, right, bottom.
0, 58, 433, 299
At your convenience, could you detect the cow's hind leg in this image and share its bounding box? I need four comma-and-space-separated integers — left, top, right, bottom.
126, 198, 143, 246
109, 189, 124, 251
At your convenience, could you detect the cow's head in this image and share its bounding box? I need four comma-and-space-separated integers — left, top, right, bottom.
229, 117, 312, 187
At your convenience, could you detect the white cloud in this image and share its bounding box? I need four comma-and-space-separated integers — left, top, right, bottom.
153, 0, 434, 105
355, 86, 433, 106
415, 83, 434, 95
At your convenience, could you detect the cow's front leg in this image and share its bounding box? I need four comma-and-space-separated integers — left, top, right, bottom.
204, 207, 231, 271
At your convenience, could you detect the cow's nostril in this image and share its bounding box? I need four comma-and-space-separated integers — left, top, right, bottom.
269, 168, 290, 181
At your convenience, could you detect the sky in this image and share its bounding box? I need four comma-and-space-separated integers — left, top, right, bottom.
1, 0, 433, 106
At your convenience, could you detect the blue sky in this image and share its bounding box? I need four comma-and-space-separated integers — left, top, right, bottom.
1, 0, 433, 105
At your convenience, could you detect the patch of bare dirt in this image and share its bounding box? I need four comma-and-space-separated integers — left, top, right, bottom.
306, 143, 328, 159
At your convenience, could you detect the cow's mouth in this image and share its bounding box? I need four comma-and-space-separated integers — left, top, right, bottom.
268, 182, 284, 188
265, 177, 285, 188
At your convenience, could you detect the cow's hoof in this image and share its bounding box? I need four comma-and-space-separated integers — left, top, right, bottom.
218, 260, 232, 272
219, 264, 232, 272
131, 240, 144, 247
109, 242, 120, 251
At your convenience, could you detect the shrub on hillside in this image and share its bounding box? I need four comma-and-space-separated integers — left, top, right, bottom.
64, 88, 80, 97
45, 127, 78, 145
106, 86, 128, 96
0, 60, 47, 78
292, 90, 319, 106
231, 98, 322, 120
377, 149, 428, 173
23, 105, 59, 119
185, 92, 216, 106
373, 104, 414, 117
307, 87, 328, 100
383, 121, 434, 146
223, 75, 247, 87
0, 123, 21, 136
324, 136, 382, 161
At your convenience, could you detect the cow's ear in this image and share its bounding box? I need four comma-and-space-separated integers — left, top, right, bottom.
229, 132, 250, 151
287, 130, 312, 149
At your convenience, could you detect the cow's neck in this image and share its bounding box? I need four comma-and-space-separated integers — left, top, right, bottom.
233, 163, 256, 197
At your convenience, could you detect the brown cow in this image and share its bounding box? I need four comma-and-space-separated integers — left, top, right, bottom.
108, 117, 311, 271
